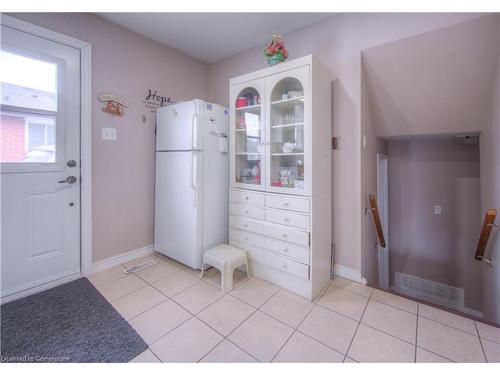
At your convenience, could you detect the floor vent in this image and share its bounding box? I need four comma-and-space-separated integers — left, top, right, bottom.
394, 272, 464, 311
122, 260, 157, 274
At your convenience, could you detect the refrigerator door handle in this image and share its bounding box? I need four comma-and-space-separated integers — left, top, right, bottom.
192, 114, 198, 149
192, 152, 197, 207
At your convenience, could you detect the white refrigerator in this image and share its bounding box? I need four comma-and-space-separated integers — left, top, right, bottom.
154, 99, 229, 269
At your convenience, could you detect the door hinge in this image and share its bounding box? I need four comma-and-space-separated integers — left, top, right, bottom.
308, 232, 311, 246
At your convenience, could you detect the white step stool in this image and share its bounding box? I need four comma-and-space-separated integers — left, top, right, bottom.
200, 244, 250, 292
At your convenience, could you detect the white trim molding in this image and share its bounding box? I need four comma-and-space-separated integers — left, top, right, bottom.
91, 245, 155, 274
1, 273, 81, 305
1, 15, 93, 276
333, 264, 364, 284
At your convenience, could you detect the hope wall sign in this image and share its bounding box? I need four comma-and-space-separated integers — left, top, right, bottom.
143, 89, 175, 113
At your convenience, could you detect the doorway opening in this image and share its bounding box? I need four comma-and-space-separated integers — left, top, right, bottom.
376, 134, 483, 317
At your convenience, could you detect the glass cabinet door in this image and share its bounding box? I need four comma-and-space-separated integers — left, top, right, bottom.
266, 67, 309, 195
231, 84, 265, 190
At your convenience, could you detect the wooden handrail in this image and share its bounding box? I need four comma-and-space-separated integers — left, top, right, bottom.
475, 208, 497, 264
368, 194, 386, 248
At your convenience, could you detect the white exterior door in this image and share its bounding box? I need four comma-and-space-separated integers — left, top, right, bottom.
1, 25, 81, 297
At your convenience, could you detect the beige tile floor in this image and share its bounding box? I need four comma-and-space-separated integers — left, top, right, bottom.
88, 252, 500, 363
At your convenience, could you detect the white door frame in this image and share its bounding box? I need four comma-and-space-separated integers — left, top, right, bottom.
1, 15, 93, 294
376, 153, 389, 289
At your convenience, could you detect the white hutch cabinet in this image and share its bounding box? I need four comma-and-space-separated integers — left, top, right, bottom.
229, 55, 332, 299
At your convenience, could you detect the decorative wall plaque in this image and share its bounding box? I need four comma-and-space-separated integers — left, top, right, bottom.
98, 94, 129, 116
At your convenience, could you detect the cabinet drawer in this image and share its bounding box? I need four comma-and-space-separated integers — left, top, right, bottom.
229, 228, 265, 248
266, 209, 310, 230
230, 203, 265, 220
265, 251, 309, 280
231, 189, 265, 206
265, 237, 309, 264
264, 222, 309, 246
266, 194, 310, 213
229, 239, 266, 265
229, 215, 264, 234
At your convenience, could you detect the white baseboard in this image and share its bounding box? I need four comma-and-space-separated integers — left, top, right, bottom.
1, 245, 155, 304
1, 272, 81, 305
91, 244, 154, 274
333, 264, 364, 284
461, 307, 484, 319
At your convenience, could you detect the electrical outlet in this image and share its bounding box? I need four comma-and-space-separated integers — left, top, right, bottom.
102, 127, 117, 140
434, 205, 442, 215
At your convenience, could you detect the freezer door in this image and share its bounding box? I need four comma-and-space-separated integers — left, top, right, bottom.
156, 100, 203, 151
154, 151, 203, 269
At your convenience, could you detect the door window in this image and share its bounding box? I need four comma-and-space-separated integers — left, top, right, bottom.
0, 50, 58, 163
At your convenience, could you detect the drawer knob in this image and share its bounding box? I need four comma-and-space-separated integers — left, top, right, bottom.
284, 202, 290, 207
284, 218, 290, 223
245, 210, 250, 214
245, 196, 249, 200
243, 224, 248, 228
282, 233, 288, 238
283, 248, 289, 253
244, 237, 248, 241
282, 264, 288, 269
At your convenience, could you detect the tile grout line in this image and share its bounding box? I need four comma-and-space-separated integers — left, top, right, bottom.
268, 282, 363, 363
90, 255, 166, 287
316, 299, 367, 325
125, 270, 430, 363
414, 303, 419, 362
145, 273, 273, 362
193, 317, 228, 363
418, 314, 480, 338
474, 320, 488, 363
103, 261, 204, 361
197, 316, 262, 364
342, 287, 374, 361
132, 269, 494, 363
121, 294, 172, 322
100, 279, 153, 304
134, 268, 183, 287
269, 297, 327, 363
355, 321, 417, 347
415, 345, 456, 363
136, 274, 200, 350
329, 284, 372, 299
221, 285, 284, 362
125, 264, 313, 362
370, 297, 418, 316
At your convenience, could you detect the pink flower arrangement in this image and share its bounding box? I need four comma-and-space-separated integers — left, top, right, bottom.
264, 34, 288, 65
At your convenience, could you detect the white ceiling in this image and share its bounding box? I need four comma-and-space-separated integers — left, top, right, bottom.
97, 13, 334, 63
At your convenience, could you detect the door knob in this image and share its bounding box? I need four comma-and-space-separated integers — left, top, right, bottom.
58, 176, 77, 184
66, 160, 77, 168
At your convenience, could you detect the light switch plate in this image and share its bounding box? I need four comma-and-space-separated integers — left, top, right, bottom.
434, 205, 442, 215
102, 127, 117, 140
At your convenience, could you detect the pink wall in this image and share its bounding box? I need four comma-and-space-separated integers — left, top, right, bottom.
480, 22, 500, 323
387, 139, 482, 312
363, 15, 500, 139
9, 13, 209, 262
208, 13, 484, 274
